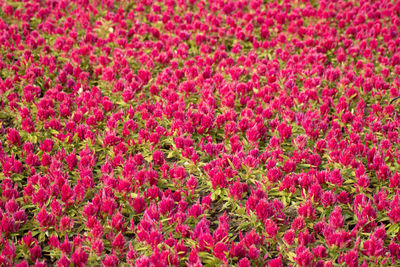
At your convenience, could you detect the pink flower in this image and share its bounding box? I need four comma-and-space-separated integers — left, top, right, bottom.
59, 216, 74, 232
388, 193, 400, 223
60, 236, 72, 255
158, 196, 175, 215
2, 240, 15, 261
213, 242, 228, 261
6, 128, 20, 146
284, 229, 295, 245
329, 206, 344, 230
188, 247, 201, 265
188, 202, 203, 218
102, 253, 118, 267
238, 257, 251, 267
152, 150, 164, 165
70, 248, 88, 267
21, 118, 35, 133
329, 169, 343, 187
389, 239, 400, 264
246, 125, 260, 143
39, 138, 54, 152
313, 245, 327, 259
243, 229, 262, 248
229, 180, 244, 200
268, 255, 283, 267
292, 216, 305, 231
256, 199, 273, 221
187, 176, 198, 193
248, 245, 260, 259
56, 255, 70, 267
15, 261, 29, 267
267, 168, 282, 183
92, 239, 104, 256
343, 249, 359, 267
264, 219, 278, 239
277, 123, 292, 140
298, 201, 316, 219
363, 236, 384, 257
35, 208, 51, 227
131, 195, 146, 214
321, 190, 336, 208
295, 246, 314, 267
48, 236, 60, 250
29, 244, 42, 262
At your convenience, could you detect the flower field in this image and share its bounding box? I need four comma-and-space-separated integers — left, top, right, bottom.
1, 0, 400, 266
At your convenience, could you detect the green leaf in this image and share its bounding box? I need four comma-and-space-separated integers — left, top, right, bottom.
215, 188, 221, 197
387, 223, 400, 234
211, 192, 216, 201
236, 207, 246, 216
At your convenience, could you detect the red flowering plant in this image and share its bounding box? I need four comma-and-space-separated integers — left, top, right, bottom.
2, 0, 400, 265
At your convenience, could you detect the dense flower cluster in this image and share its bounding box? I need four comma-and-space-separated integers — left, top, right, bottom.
1, 0, 400, 266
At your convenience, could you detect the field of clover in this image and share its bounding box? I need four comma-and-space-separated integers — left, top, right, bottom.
2, 0, 400, 266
